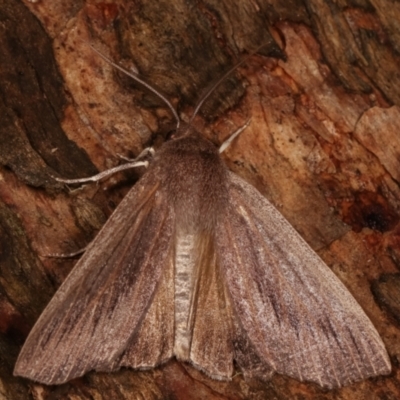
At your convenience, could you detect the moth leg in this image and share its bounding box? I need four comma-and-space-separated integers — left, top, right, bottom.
53, 160, 149, 185
42, 246, 87, 259
117, 146, 155, 162
53, 146, 155, 185
219, 120, 250, 154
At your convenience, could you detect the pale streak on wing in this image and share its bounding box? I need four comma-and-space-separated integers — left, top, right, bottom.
172, 228, 234, 379
216, 172, 391, 388
174, 232, 197, 359
14, 172, 175, 385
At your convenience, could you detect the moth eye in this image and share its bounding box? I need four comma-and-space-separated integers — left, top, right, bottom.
166, 130, 178, 141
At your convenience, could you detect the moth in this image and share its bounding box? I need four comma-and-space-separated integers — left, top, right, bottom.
14, 44, 391, 389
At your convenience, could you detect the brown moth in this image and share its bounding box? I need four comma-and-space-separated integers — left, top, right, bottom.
14, 45, 391, 389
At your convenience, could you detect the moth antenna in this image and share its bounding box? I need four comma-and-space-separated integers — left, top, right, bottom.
188, 44, 267, 125
87, 43, 181, 130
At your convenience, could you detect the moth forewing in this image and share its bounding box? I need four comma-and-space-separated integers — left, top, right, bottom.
215, 172, 391, 388
14, 174, 176, 384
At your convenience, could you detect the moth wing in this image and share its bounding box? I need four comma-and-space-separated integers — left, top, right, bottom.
173, 231, 273, 380
186, 234, 235, 379
216, 172, 391, 388
14, 172, 175, 385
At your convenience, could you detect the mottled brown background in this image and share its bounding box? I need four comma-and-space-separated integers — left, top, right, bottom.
1, 0, 400, 399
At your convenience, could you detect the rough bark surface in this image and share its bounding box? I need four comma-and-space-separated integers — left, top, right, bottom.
1, 0, 400, 399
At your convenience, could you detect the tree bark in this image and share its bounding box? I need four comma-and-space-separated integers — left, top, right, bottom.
1, 0, 399, 398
